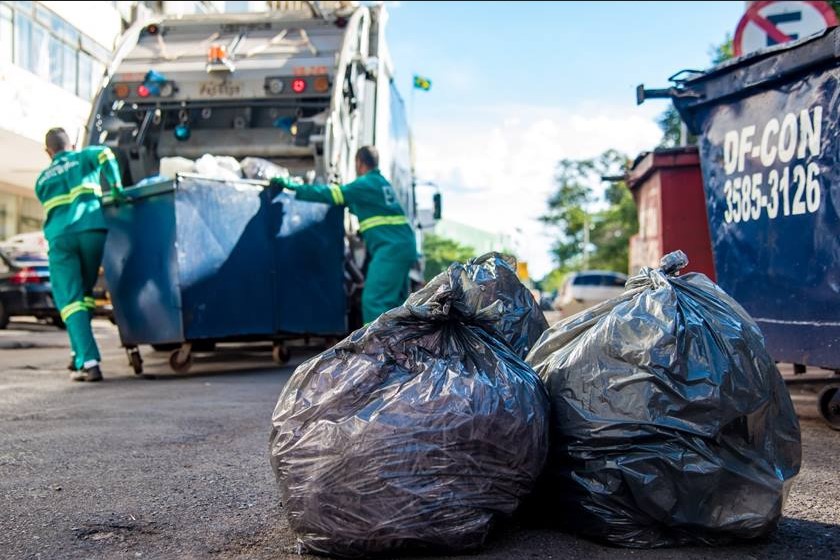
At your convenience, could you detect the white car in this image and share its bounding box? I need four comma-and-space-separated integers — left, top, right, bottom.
0, 232, 48, 256
553, 271, 629, 316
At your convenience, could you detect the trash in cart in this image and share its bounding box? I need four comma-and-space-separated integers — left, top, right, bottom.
526, 251, 802, 547
269, 253, 550, 558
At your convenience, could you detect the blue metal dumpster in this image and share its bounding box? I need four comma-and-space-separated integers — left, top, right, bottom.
101, 174, 346, 372
668, 28, 840, 373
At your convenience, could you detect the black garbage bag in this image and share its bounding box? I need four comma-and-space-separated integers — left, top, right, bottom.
526, 251, 801, 547
269, 253, 550, 558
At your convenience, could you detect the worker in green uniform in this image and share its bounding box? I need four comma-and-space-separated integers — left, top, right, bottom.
271, 146, 417, 325
35, 128, 124, 382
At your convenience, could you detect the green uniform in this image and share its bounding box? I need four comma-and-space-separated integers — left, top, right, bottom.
288, 169, 417, 324
35, 146, 123, 369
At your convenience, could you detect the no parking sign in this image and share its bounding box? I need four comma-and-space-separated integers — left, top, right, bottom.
734, 0, 838, 56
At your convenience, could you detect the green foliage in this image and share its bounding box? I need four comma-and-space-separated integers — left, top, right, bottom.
540, 268, 568, 293
657, 104, 697, 148
709, 32, 734, 65
542, 149, 636, 273
422, 233, 476, 281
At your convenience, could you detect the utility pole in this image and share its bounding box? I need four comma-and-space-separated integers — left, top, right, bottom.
582, 216, 591, 270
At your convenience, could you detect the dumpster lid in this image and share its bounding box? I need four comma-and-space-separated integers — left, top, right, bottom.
670, 26, 840, 113
627, 146, 700, 191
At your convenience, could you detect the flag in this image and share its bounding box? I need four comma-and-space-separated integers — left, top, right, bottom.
413, 75, 432, 91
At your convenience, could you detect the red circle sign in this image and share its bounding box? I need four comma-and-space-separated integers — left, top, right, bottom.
734, 0, 838, 56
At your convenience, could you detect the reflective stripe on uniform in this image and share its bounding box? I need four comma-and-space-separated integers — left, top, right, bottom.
60, 301, 88, 321
83, 297, 96, 310
42, 183, 100, 214
97, 149, 115, 164
358, 214, 409, 233
328, 184, 344, 205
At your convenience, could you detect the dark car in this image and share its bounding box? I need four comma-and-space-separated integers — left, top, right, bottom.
0, 249, 61, 329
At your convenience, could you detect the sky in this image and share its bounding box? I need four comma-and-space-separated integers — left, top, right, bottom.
382, 1, 746, 277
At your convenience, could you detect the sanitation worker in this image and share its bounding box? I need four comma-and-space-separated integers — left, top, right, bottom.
271, 146, 417, 325
35, 128, 124, 382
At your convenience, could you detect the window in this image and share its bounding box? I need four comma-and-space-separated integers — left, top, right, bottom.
14, 12, 48, 78
608, 275, 627, 287
48, 32, 63, 85
0, 4, 12, 64
573, 275, 601, 286
7, 2, 110, 99
77, 50, 92, 99
13, 11, 31, 68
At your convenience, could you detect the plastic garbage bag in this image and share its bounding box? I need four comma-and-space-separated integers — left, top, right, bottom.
526, 251, 802, 547
159, 156, 195, 178
240, 157, 290, 181
194, 154, 242, 181
269, 253, 550, 558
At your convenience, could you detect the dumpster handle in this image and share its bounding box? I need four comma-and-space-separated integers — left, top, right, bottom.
669, 69, 705, 83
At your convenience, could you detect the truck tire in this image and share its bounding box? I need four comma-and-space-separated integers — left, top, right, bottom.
0, 301, 9, 329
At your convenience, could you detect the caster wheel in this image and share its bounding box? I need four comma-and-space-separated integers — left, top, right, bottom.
818, 385, 840, 431
272, 344, 290, 365
127, 347, 144, 375
169, 348, 193, 373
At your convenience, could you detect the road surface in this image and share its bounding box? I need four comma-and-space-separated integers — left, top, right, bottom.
0, 319, 838, 559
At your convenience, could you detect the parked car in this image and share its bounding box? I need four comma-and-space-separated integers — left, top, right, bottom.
552, 271, 628, 316
0, 231, 48, 255
0, 248, 61, 329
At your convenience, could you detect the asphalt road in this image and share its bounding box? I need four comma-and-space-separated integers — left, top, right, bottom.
0, 319, 838, 560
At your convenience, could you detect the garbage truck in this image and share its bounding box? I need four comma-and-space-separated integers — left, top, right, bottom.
84, 2, 433, 373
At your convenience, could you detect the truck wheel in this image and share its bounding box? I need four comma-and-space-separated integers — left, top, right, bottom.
0, 302, 8, 329
818, 386, 840, 431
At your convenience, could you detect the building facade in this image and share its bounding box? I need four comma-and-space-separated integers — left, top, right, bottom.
0, 0, 239, 241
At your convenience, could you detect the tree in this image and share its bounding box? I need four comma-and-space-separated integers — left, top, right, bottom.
540, 268, 568, 293
542, 149, 636, 273
422, 234, 476, 281
657, 105, 696, 148
709, 32, 734, 65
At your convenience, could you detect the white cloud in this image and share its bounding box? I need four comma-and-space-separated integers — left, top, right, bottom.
413, 103, 663, 278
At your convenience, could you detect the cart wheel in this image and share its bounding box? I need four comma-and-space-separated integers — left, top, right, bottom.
818, 385, 840, 431
169, 347, 193, 374
127, 347, 144, 375
272, 344, 290, 366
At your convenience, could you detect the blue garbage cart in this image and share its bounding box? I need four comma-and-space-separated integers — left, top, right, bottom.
101, 173, 346, 373
665, 27, 840, 428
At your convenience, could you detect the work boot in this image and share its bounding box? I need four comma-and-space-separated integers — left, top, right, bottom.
83, 365, 103, 383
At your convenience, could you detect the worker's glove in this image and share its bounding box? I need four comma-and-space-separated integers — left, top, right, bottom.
110, 188, 128, 206
269, 176, 291, 190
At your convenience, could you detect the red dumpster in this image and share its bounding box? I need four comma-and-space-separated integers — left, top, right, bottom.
627, 146, 715, 280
